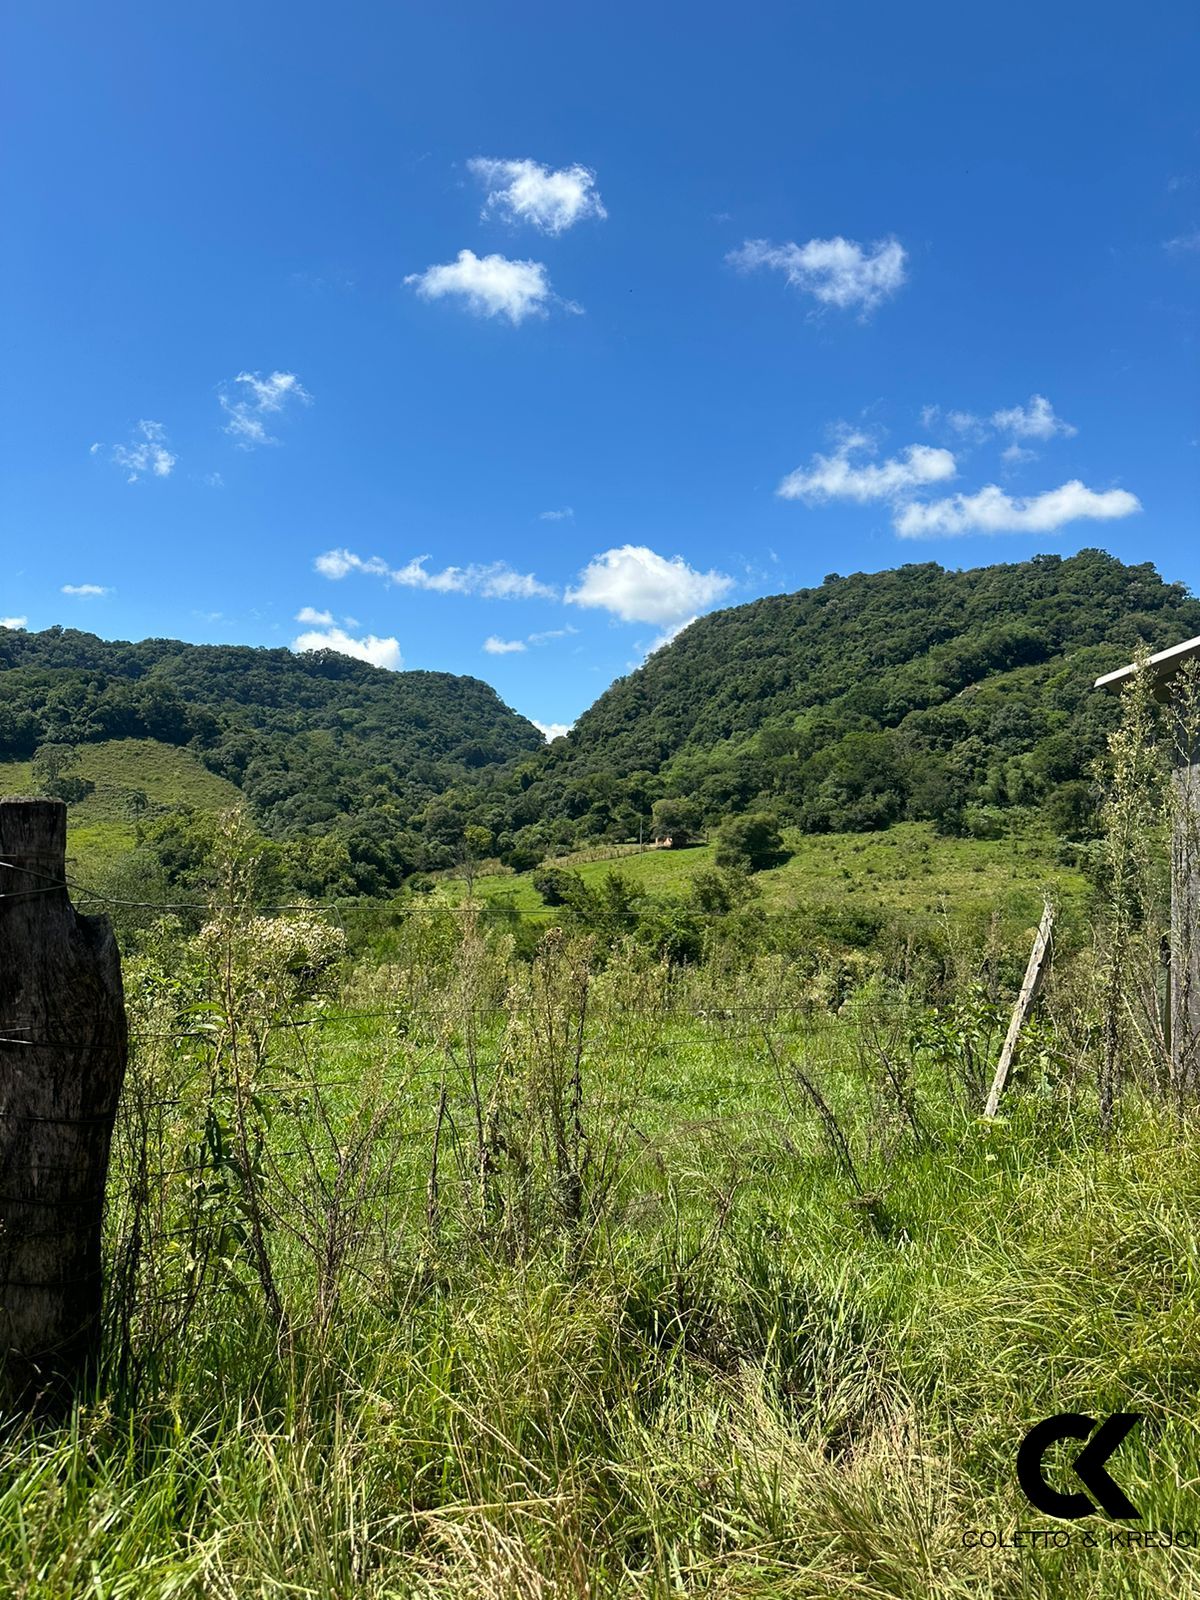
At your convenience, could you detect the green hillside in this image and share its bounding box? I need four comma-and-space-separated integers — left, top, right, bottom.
0, 626, 541, 816
0, 625, 543, 891
488, 549, 1200, 856
0, 738, 246, 874
4, 550, 1196, 902
0, 737, 243, 814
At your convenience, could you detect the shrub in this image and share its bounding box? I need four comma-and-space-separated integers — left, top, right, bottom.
532, 866, 581, 907
962, 805, 1006, 840
635, 902, 705, 965
715, 812, 789, 873
1044, 778, 1099, 840
689, 865, 758, 916
651, 795, 700, 847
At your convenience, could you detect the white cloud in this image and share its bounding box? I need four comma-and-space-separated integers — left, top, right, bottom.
295, 606, 334, 625
314, 549, 389, 580
539, 506, 574, 522
110, 419, 176, 482
484, 625, 577, 655
405, 560, 553, 600
405, 249, 555, 324
1, 616, 27, 629
728, 235, 907, 314
566, 544, 733, 625
1165, 229, 1200, 254
923, 395, 1077, 463
532, 720, 571, 742
220, 370, 311, 448
61, 583, 110, 597
778, 432, 956, 503
895, 480, 1141, 539
920, 405, 985, 436
314, 548, 554, 600
290, 626, 403, 670
468, 157, 606, 234
947, 410, 986, 437
236, 371, 307, 410
990, 394, 1076, 441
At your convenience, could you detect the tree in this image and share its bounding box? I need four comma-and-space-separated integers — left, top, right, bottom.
532, 866, 580, 907
906, 753, 967, 835
796, 731, 906, 833
635, 902, 704, 965
504, 838, 543, 874
279, 833, 357, 898
31, 743, 94, 804
715, 812, 788, 873
460, 824, 493, 899
651, 795, 700, 847
31, 743, 76, 786
689, 865, 758, 915
562, 870, 641, 938
1044, 779, 1099, 841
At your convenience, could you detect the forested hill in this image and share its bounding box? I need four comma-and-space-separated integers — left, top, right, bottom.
5, 549, 1199, 895
497, 550, 1200, 848
0, 626, 542, 836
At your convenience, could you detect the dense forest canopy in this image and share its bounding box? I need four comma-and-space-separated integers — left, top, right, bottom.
476, 549, 1200, 854
0, 626, 541, 841
3, 549, 1198, 894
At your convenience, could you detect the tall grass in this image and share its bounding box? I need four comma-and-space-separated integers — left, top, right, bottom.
1, 867, 1198, 1598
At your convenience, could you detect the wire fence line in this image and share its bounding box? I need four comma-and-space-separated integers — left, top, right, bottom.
0, 855, 342, 915
4, 850, 949, 922
0, 841, 907, 1222
0, 1003, 854, 1047
96, 1005, 831, 1144
4, 814, 999, 1388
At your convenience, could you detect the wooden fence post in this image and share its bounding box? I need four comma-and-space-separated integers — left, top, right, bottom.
0, 799, 127, 1412
1096, 639, 1200, 1100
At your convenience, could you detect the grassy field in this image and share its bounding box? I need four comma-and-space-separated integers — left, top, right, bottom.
462, 821, 1089, 936
0, 899, 1191, 1598
0, 737, 242, 815
0, 738, 243, 877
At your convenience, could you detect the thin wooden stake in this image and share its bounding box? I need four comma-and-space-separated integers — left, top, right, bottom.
984, 899, 1055, 1119
1171, 752, 1200, 1102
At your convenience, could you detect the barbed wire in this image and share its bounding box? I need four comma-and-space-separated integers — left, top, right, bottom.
1, 853, 1031, 924
0, 1017, 846, 1053
0, 857, 346, 919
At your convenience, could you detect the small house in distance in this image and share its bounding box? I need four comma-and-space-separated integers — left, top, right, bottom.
1096, 635, 1200, 1094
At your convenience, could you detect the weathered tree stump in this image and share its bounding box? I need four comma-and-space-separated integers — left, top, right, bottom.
0, 799, 127, 1412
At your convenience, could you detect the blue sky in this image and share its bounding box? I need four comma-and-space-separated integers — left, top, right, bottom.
3, 2, 1198, 737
